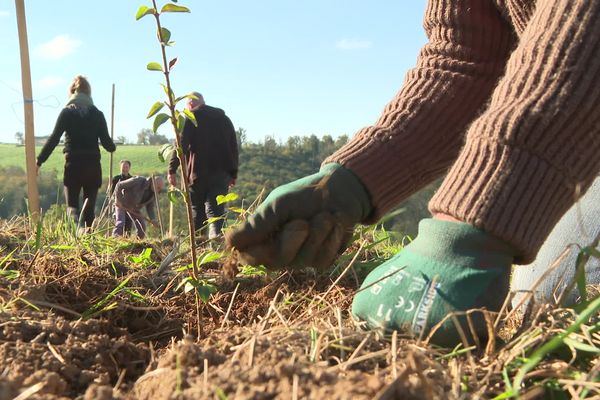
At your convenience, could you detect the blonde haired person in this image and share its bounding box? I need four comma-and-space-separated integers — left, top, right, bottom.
37, 75, 116, 228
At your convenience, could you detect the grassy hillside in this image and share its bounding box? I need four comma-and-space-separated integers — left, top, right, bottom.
0, 144, 168, 177
0, 137, 439, 237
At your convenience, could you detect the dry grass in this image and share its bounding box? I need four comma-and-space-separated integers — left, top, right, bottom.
1, 216, 599, 399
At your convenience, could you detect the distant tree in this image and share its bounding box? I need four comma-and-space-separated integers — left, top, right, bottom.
335, 134, 349, 148
302, 135, 320, 159
148, 133, 170, 145
137, 128, 169, 145
116, 135, 128, 144
236, 127, 247, 149
285, 136, 301, 153
263, 135, 278, 154
15, 132, 24, 145
319, 135, 335, 159
137, 128, 150, 145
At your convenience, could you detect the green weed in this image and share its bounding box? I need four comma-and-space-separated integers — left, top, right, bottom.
83, 277, 132, 319
127, 247, 156, 268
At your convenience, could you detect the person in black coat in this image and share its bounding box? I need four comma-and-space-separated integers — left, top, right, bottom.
167, 92, 238, 238
37, 75, 116, 228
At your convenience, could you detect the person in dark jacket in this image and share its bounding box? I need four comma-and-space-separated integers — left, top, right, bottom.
37, 75, 116, 228
168, 92, 239, 238
113, 176, 164, 239
111, 160, 133, 236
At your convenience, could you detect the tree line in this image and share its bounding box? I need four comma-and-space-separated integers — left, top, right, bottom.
0, 133, 439, 238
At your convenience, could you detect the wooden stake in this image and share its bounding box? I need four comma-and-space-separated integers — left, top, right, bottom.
151, 174, 164, 238
169, 198, 174, 238
168, 176, 182, 238
15, 0, 40, 223
108, 83, 115, 188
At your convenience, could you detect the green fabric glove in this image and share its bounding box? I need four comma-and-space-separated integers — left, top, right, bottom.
352, 219, 515, 346
226, 163, 372, 269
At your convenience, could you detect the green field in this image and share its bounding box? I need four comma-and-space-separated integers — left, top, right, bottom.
0, 143, 169, 178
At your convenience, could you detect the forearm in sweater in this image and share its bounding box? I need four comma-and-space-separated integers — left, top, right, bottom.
429, 0, 600, 263
325, 0, 515, 221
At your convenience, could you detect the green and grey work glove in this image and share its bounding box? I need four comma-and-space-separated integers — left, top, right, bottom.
352, 219, 515, 347
225, 163, 372, 269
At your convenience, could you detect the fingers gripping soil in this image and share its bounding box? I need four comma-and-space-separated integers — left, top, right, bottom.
225, 186, 321, 252
234, 219, 310, 268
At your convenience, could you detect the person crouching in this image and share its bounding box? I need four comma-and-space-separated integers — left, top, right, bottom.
113, 176, 164, 239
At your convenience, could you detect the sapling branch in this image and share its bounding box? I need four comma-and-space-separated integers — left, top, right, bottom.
144, 0, 198, 278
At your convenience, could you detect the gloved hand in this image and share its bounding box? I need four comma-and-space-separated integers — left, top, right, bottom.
225, 163, 372, 269
352, 219, 515, 346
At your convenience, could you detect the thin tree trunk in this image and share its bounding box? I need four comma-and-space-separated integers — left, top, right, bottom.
15, 0, 40, 223
109, 84, 115, 188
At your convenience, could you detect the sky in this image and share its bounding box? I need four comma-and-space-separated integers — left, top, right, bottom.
0, 1, 427, 144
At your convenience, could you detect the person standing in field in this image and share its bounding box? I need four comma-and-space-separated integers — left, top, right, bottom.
37, 75, 116, 229
226, 0, 600, 346
111, 159, 134, 236
168, 92, 239, 239
113, 175, 164, 239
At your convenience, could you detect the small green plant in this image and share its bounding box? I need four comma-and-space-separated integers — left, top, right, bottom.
175, 251, 223, 273
215, 387, 229, 400
136, 0, 200, 277
0, 269, 19, 280
127, 247, 156, 268
125, 288, 147, 302
0, 248, 18, 280
176, 277, 217, 303
572, 243, 600, 309
239, 264, 268, 277
216, 193, 239, 206
309, 326, 320, 363
171, 250, 221, 303
510, 296, 600, 396
83, 277, 131, 319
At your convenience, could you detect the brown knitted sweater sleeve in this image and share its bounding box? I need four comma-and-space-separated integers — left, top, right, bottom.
429, 0, 600, 263
325, 0, 516, 218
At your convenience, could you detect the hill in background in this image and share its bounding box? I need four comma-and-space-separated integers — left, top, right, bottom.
0, 137, 438, 237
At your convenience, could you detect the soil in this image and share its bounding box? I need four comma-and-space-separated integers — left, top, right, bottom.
1, 229, 598, 399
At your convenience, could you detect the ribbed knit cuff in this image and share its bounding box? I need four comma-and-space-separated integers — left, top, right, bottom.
324, 137, 448, 224
320, 163, 374, 222
429, 137, 580, 264
410, 219, 515, 268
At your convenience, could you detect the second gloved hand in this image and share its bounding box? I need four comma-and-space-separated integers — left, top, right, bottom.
225, 163, 372, 269
352, 219, 515, 346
